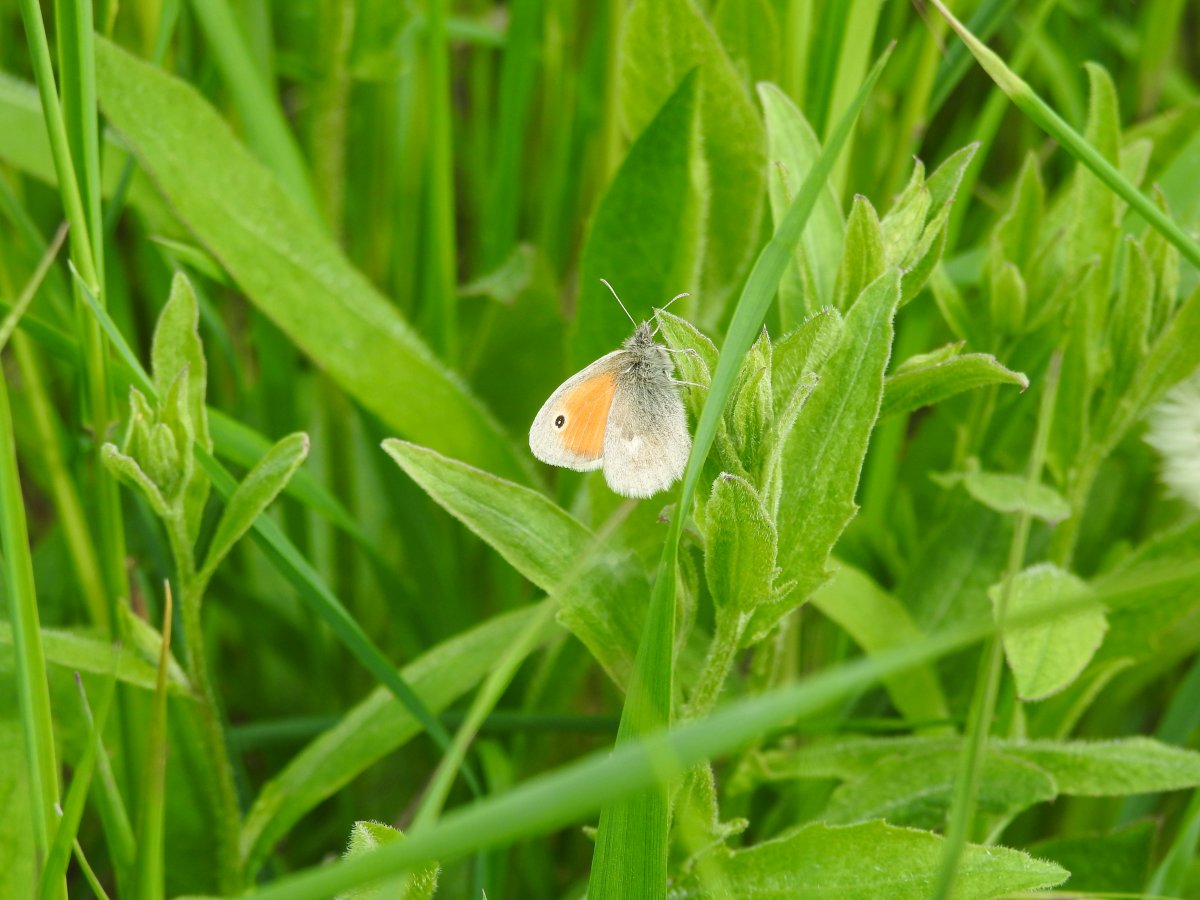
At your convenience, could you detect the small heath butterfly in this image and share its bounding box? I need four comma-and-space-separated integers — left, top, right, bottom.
529, 280, 694, 498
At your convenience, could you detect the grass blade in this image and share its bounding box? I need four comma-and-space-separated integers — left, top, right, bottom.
186, 0, 320, 220
0, 334, 62, 897
587, 44, 893, 900
929, 0, 1200, 269
133, 584, 172, 900
38, 666, 118, 900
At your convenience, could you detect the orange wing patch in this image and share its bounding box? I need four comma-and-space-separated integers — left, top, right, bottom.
560, 372, 617, 458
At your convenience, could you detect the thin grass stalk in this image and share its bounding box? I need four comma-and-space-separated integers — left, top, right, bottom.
943, 0, 1058, 252
421, 0, 460, 361
932, 352, 1061, 899
308, 0, 355, 238
482, 0, 542, 270
930, 0, 1200, 268
1148, 788, 1200, 896
588, 46, 894, 900
0, 357, 63, 899
133, 583, 173, 900
186, 0, 321, 220
39, 669, 118, 899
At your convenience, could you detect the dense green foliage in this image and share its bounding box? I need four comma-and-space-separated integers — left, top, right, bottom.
0, 1, 1198, 898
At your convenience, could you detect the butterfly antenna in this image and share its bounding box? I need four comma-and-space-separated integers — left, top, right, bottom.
651, 291, 690, 336
600, 278, 637, 327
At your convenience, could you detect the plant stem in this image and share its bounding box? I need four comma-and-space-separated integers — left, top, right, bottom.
684, 616, 744, 720
167, 516, 242, 892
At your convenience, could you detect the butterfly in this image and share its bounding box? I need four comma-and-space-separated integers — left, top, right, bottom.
529, 280, 693, 498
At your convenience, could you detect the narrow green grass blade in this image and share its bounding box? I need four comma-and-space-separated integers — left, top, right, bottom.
930, 0, 1200, 269
0, 353, 62, 899
133, 584, 172, 900
0, 622, 188, 692
39, 667, 117, 900
587, 44, 893, 900
1148, 788, 1200, 896
420, 0, 460, 361
14, 0, 97, 285
482, 0, 541, 269
186, 0, 321, 220
0, 221, 66, 353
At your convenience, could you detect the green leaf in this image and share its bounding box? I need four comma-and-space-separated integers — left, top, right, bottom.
759, 269, 901, 640
771, 307, 843, 411
880, 162, 931, 269
0, 622, 188, 693
572, 72, 701, 370
756, 736, 1200, 799
708, 821, 1066, 899
1106, 282, 1200, 449
990, 563, 1107, 701
713, 0, 780, 87
150, 272, 212, 539
729, 330, 773, 478
1031, 821, 1154, 894
1109, 236, 1154, 400
834, 195, 884, 311
809, 564, 949, 725
929, 1, 1200, 271
619, 0, 766, 320
92, 38, 528, 482
987, 257, 1027, 335
1094, 519, 1200, 663
200, 433, 311, 581
822, 746, 1056, 829
0, 698, 34, 898
337, 822, 438, 900
1009, 737, 1200, 795
934, 469, 1070, 523
993, 152, 1045, 271
382, 440, 646, 685
101, 442, 170, 518
704, 474, 778, 629
758, 82, 844, 320
881, 349, 1028, 419
239, 603, 554, 877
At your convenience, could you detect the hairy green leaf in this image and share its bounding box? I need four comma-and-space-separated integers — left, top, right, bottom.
758, 82, 844, 320
200, 433, 311, 580
759, 270, 901, 640
706, 821, 1066, 899
881, 349, 1027, 419
992, 563, 1107, 700
935, 469, 1070, 522
382, 440, 646, 684
338, 822, 438, 900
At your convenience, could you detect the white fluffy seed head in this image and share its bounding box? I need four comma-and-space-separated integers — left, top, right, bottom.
1145, 365, 1200, 511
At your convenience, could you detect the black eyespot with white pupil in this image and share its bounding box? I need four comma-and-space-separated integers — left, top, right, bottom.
554, 414, 566, 428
